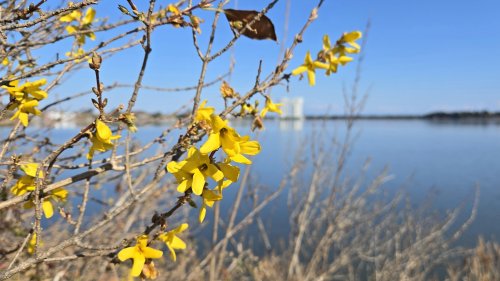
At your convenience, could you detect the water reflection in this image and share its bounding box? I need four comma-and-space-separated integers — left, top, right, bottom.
278, 119, 304, 131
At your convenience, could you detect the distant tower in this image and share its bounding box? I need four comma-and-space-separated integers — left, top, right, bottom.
281, 97, 304, 119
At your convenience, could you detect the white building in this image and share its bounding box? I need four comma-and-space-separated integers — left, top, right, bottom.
280, 97, 304, 119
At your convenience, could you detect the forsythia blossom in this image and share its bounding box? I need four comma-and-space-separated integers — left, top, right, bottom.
159, 223, 188, 261
199, 187, 222, 223
12, 163, 67, 219
292, 31, 362, 86
60, 5, 96, 45
2, 79, 48, 126
194, 100, 215, 124
118, 235, 163, 277
22, 187, 68, 219
260, 97, 283, 118
291, 51, 328, 86
165, 101, 258, 224
167, 147, 224, 195
87, 120, 121, 159
11, 163, 42, 196
200, 115, 261, 164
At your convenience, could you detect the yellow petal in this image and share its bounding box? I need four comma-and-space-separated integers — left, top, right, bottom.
260, 108, 269, 118
95, 120, 112, 142
117, 247, 136, 261
323, 35, 331, 50
307, 69, 316, 86
210, 115, 227, 132
217, 180, 233, 192
192, 169, 205, 195
167, 161, 181, 173
173, 223, 189, 234
202, 189, 222, 202
22, 99, 39, 110
51, 188, 68, 200
19, 112, 29, 126
291, 65, 308, 76
187, 146, 198, 158
230, 154, 252, 165
42, 200, 54, 218
131, 255, 146, 277
206, 164, 224, 182
219, 162, 240, 182
342, 31, 362, 42
344, 47, 359, 54
169, 236, 186, 250
240, 140, 260, 155
177, 179, 191, 193
30, 90, 48, 100
21, 163, 39, 177
167, 244, 177, 261
142, 247, 163, 259
220, 131, 240, 156
313, 61, 329, 70
199, 205, 207, 223
59, 11, 79, 22
347, 41, 360, 50
83, 7, 96, 25
338, 56, 353, 65
304, 51, 313, 64
65, 25, 78, 34
200, 133, 221, 154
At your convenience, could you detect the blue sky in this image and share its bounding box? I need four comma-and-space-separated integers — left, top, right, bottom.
43, 0, 500, 115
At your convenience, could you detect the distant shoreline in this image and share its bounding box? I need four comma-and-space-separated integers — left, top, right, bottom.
302, 111, 500, 120
2, 111, 500, 128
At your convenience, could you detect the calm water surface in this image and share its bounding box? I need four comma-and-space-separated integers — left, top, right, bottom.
4, 119, 500, 248
248, 119, 500, 248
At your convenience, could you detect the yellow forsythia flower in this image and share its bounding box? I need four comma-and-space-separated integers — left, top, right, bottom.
292, 31, 362, 86
59, 9, 82, 23
11, 163, 42, 196
60, 5, 96, 45
159, 224, 188, 261
216, 160, 240, 184
200, 115, 261, 164
339, 31, 362, 50
118, 235, 163, 277
23, 188, 68, 219
167, 146, 224, 195
260, 97, 283, 118
2, 79, 48, 126
199, 189, 222, 223
291, 51, 328, 86
194, 100, 214, 124
87, 120, 121, 159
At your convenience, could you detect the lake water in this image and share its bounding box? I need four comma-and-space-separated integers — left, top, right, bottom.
3, 119, 500, 250
230, 119, 500, 249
